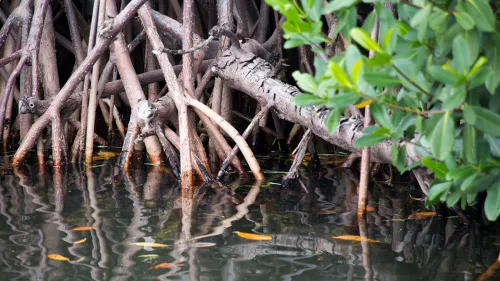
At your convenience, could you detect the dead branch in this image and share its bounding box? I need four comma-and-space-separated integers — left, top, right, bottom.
211, 46, 422, 166
12, 0, 150, 165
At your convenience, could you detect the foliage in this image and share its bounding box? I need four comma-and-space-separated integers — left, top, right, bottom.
266, 0, 500, 221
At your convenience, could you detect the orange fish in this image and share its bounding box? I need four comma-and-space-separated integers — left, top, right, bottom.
92, 151, 117, 161
48, 254, 70, 262
408, 211, 436, 219
234, 231, 273, 241
148, 263, 184, 270
73, 238, 87, 245
73, 226, 95, 231
130, 242, 169, 248
332, 235, 380, 243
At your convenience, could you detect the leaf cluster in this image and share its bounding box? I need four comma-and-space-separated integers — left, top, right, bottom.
266, 0, 500, 220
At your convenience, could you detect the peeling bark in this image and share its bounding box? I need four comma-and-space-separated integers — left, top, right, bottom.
212, 46, 422, 167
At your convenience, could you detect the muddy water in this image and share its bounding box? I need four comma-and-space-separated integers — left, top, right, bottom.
0, 162, 498, 281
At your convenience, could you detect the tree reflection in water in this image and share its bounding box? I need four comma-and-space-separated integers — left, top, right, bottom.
0, 163, 496, 281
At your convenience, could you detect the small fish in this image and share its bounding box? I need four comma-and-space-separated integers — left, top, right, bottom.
73, 226, 95, 231
73, 238, 87, 244
130, 242, 169, 248
148, 263, 184, 270
408, 211, 436, 219
92, 151, 117, 161
48, 254, 70, 262
193, 242, 216, 248
234, 231, 273, 241
332, 235, 380, 243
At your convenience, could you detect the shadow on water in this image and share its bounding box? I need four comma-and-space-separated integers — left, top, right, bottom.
0, 161, 498, 281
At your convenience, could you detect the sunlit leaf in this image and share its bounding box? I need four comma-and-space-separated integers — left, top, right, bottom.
328, 61, 353, 88
48, 254, 71, 262
354, 100, 372, 109
351, 59, 363, 84
73, 238, 87, 245
234, 231, 273, 241
332, 235, 380, 243
350, 28, 383, 53
408, 211, 436, 219
73, 226, 96, 231
148, 263, 184, 270
130, 242, 169, 248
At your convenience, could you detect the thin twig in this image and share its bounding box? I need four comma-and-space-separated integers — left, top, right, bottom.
216, 104, 271, 180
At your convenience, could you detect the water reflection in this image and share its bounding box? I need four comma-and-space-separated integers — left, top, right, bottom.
0, 163, 497, 281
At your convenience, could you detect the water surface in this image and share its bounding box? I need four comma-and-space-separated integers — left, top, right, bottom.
0, 162, 498, 281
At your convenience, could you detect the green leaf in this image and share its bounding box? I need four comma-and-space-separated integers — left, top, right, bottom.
325, 109, 341, 133
410, 4, 432, 27
284, 39, 306, 49
431, 111, 455, 161
429, 9, 449, 31
292, 71, 318, 93
367, 53, 392, 67
354, 127, 392, 148
428, 66, 458, 84
301, 0, 322, 21
345, 45, 363, 78
464, 0, 495, 32
463, 124, 477, 164
452, 35, 472, 75
421, 157, 448, 180
351, 59, 363, 84
442, 88, 465, 110
464, 174, 497, 194
391, 143, 406, 172
487, 135, 500, 158
427, 182, 452, 206
324, 0, 359, 13
382, 28, 397, 53
350, 27, 383, 53
469, 57, 488, 78
370, 102, 391, 129
446, 190, 462, 207
447, 166, 475, 180
471, 106, 500, 137
363, 71, 401, 87
486, 47, 500, 94
460, 173, 479, 192
292, 94, 323, 106
485, 183, 500, 221
476, 139, 490, 165
329, 61, 353, 88
396, 21, 411, 36
325, 92, 360, 108
463, 104, 476, 124
454, 11, 475, 30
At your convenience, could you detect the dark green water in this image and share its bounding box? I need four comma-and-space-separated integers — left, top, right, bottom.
0, 162, 498, 281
